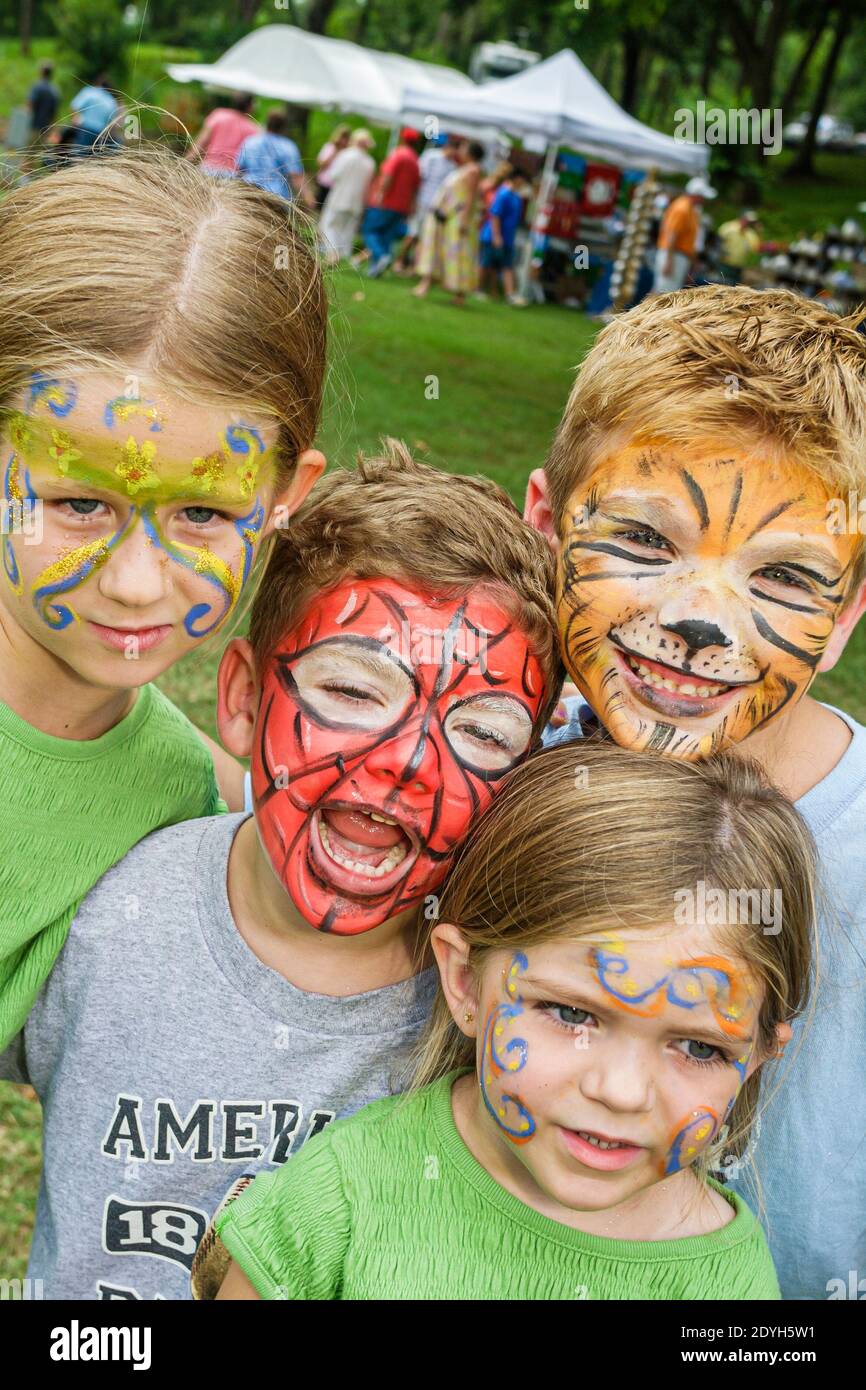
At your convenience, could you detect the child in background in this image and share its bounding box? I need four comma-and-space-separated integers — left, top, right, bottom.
0, 150, 327, 1049
1, 445, 561, 1300
525, 285, 866, 1298
477, 163, 525, 305
211, 741, 814, 1301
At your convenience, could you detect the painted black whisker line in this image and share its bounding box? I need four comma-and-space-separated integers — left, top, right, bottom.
745, 496, 801, 540
724, 471, 743, 538
750, 610, 821, 669
748, 587, 823, 616
570, 570, 660, 584
566, 539, 671, 566
680, 469, 710, 531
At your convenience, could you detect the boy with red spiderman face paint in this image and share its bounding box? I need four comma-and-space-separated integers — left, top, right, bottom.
525, 286, 866, 1299
244, 577, 544, 937
0, 445, 560, 1300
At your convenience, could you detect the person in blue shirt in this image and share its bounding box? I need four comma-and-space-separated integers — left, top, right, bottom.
236, 109, 315, 208
478, 166, 525, 304
70, 76, 120, 152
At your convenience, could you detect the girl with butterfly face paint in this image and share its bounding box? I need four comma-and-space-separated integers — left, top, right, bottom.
0, 151, 327, 1050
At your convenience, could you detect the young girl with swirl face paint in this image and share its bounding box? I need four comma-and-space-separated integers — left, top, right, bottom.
209, 741, 815, 1301
0, 150, 326, 1047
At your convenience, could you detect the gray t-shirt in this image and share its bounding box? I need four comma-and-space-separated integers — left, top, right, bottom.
1, 813, 436, 1301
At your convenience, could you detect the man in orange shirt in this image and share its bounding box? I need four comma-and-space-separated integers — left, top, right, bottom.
652, 176, 716, 294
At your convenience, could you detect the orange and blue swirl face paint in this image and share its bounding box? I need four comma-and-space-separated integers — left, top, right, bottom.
479, 952, 537, 1145
589, 940, 753, 1040
662, 1107, 719, 1176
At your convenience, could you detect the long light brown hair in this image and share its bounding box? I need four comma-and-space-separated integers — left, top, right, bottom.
0, 148, 327, 489
412, 739, 816, 1173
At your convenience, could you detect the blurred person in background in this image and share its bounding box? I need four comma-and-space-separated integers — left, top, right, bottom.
717, 210, 762, 283
319, 129, 377, 263
652, 176, 716, 293
394, 133, 459, 275
314, 124, 351, 207
476, 163, 526, 305
364, 127, 421, 278
186, 92, 258, 176
69, 75, 119, 154
23, 62, 60, 171
236, 108, 315, 207
413, 139, 484, 306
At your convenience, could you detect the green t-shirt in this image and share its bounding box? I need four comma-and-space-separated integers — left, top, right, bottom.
0, 683, 222, 1049
215, 1070, 780, 1301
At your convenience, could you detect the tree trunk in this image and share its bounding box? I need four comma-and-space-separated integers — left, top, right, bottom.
620, 28, 641, 114
788, 0, 852, 176
780, 12, 831, 115
700, 12, 722, 95
20, 0, 32, 56
307, 0, 338, 35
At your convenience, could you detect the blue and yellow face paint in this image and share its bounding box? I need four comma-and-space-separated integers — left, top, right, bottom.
2, 374, 276, 638
479, 951, 537, 1145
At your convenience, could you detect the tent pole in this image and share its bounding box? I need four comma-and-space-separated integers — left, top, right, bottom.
518, 139, 557, 297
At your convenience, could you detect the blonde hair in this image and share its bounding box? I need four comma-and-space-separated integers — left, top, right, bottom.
0, 148, 327, 488
546, 285, 866, 592
249, 439, 564, 738
411, 739, 816, 1171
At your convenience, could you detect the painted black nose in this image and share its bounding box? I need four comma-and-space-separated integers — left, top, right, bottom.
663, 619, 732, 652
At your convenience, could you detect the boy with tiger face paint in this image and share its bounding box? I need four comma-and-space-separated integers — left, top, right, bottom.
525, 285, 866, 1301
548, 438, 860, 762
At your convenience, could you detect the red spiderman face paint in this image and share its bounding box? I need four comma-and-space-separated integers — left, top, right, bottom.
251, 577, 546, 935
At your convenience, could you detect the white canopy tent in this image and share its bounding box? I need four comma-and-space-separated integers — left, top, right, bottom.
167, 25, 474, 127
403, 49, 708, 295
401, 48, 707, 175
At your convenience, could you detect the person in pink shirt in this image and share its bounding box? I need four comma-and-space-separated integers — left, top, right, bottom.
187, 93, 259, 176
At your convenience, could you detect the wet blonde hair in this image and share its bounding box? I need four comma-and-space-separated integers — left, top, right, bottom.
249, 439, 564, 739
545, 285, 866, 593
0, 148, 327, 488
412, 739, 816, 1172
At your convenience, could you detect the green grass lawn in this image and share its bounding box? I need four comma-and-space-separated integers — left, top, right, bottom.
1, 158, 866, 1284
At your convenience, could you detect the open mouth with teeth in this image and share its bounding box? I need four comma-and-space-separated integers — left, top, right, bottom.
309, 803, 419, 898
559, 1124, 647, 1172
611, 642, 753, 717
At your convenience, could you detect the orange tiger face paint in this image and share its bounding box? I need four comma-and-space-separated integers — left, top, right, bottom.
557, 439, 860, 758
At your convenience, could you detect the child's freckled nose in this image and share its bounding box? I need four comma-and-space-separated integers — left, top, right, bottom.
96, 528, 171, 607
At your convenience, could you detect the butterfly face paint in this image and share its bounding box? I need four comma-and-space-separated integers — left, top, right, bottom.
251, 578, 546, 935
463, 925, 761, 1219
0, 372, 279, 684
557, 440, 860, 758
